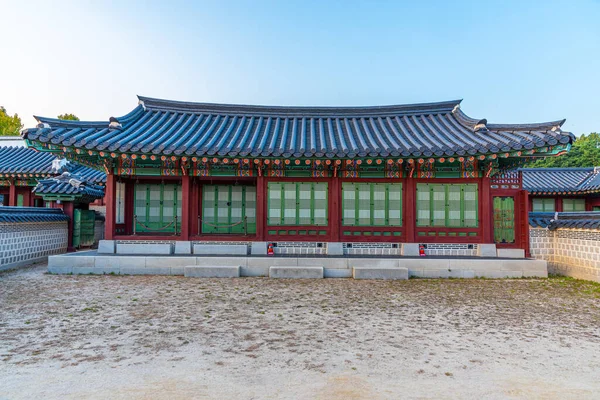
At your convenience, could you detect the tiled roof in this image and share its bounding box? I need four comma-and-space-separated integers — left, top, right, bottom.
0, 145, 105, 183
529, 212, 600, 230
0, 207, 69, 223
521, 167, 600, 194
33, 172, 105, 201
22, 96, 574, 159
0, 146, 58, 175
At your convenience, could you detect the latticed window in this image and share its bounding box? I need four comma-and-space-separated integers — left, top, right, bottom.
531, 198, 555, 212
268, 182, 328, 226
562, 198, 585, 212
416, 183, 478, 227
342, 182, 402, 226
134, 183, 182, 233
202, 185, 256, 234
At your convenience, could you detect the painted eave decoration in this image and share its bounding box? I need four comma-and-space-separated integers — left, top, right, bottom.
22, 96, 574, 176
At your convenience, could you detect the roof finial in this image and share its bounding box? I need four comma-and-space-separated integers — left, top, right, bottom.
108, 117, 122, 130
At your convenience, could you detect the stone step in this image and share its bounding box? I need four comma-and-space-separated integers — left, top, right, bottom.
353, 267, 409, 280
269, 266, 324, 279
184, 265, 241, 278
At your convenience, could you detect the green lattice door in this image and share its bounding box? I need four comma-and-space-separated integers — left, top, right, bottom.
493, 196, 515, 244
202, 185, 256, 234
134, 183, 182, 233
73, 209, 96, 248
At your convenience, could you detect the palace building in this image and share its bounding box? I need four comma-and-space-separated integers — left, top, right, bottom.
22, 96, 574, 259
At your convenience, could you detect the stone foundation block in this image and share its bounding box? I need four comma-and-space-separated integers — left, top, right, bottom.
477, 244, 497, 257
353, 267, 408, 280
184, 266, 241, 278
146, 257, 194, 268
327, 242, 344, 256
174, 241, 192, 254
269, 266, 324, 279
324, 269, 353, 278
497, 248, 525, 258
349, 259, 399, 268
117, 243, 171, 255
48, 265, 73, 274
250, 242, 267, 255
402, 243, 420, 256
98, 240, 116, 254
193, 244, 248, 255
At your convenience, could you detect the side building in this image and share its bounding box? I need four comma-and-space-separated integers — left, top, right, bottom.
22, 96, 574, 257
521, 167, 600, 212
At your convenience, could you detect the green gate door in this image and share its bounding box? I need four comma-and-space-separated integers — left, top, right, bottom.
134, 183, 182, 234
202, 185, 256, 234
493, 196, 515, 244
73, 209, 96, 248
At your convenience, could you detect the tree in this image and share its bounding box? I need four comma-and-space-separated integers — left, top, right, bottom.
0, 106, 23, 136
57, 113, 79, 121
526, 132, 600, 168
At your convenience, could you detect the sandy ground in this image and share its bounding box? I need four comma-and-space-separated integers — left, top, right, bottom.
1, 264, 600, 400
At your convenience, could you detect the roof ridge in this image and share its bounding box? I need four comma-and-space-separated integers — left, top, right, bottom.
137, 95, 463, 116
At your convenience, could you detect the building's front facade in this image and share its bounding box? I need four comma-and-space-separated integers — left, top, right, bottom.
522, 167, 600, 213
22, 97, 574, 257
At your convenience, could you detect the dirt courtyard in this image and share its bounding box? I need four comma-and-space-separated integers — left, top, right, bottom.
1, 264, 600, 399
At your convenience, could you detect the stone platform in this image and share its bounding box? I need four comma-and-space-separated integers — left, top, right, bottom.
47, 251, 548, 279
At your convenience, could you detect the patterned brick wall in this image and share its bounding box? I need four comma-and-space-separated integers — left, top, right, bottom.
530, 227, 600, 283
0, 222, 68, 271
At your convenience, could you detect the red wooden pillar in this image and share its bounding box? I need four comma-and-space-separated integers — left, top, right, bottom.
404, 178, 416, 243
62, 202, 76, 252
8, 180, 17, 206
190, 178, 199, 236
329, 176, 340, 242
555, 196, 563, 212
481, 177, 493, 243
180, 175, 190, 240
521, 189, 531, 257
256, 175, 266, 241
105, 171, 116, 240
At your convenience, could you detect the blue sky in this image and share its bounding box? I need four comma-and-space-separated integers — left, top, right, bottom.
1, 0, 598, 135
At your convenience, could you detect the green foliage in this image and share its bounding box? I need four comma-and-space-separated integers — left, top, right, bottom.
0, 106, 23, 136
57, 113, 79, 121
527, 132, 600, 168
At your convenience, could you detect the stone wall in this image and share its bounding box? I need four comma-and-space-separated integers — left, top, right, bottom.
0, 221, 68, 271
530, 227, 600, 282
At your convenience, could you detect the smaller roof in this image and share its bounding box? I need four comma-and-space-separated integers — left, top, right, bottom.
0, 146, 58, 175
0, 206, 70, 223
0, 145, 106, 184
33, 172, 105, 202
529, 211, 600, 230
521, 167, 600, 194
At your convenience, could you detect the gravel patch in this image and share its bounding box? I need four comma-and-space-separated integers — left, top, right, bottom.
1, 264, 600, 399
